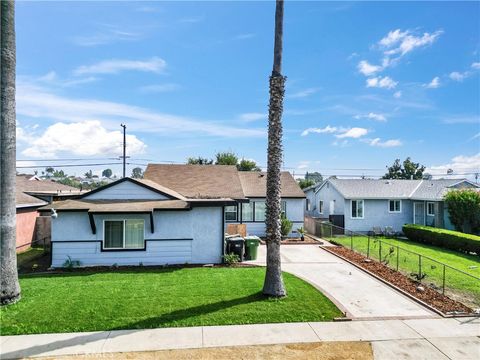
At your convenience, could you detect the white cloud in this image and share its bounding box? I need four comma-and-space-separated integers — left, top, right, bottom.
357, 60, 382, 76
335, 127, 368, 139
393, 91, 402, 98
379, 29, 443, 57
235, 33, 256, 40
74, 57, 167, 76
239, 113, 266, 122
363, 138, 402, 147
22, 120, 146, 158
427, 153, 480, 178
17, 82, 264, 138
33, 71, 98, 88
425, 76, 440, 88
301, 125, 338, 136
139, 83, 181, 93
73, 27, 142, 47
354, 112, 387, 122
297, 161, 310, 170
289, 88, 319, 98
366, 76, 397, 89
378, 29, 409, 47
449, 71, 469, 82
442, 115, 479, 124
472, 62, 480, 70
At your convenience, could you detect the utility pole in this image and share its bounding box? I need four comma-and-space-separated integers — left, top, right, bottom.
120, 124, 126, 178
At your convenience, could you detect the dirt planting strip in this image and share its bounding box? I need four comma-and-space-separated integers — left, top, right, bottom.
326, 245, 472, 315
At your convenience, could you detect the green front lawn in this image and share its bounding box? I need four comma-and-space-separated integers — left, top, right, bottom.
330, 235, 480, 305
0, 267, 342, 335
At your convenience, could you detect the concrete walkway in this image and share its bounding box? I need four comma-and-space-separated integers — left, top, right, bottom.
1, 318, 479, 359
248, 244, 435, 319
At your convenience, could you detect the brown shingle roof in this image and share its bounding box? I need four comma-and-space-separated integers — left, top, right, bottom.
16, 175, 82, 207
144, 164, 246, 200
238, 171, 306, 198
40, 199, 190, 212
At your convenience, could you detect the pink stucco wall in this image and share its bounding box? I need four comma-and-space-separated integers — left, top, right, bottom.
16, 208, 38, 252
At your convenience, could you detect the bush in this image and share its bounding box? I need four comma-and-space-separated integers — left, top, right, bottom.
280, 216, 293, 237
402, 224, 480, 255
222, 253, 240, 266
444, 189, 480, 234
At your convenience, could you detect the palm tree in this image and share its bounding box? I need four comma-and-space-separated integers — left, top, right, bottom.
263, 0, 286, 297
1, 0, 21, 305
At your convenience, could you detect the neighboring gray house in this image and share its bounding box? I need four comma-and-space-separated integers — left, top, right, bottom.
42, 165, 305, 267
306, 178, 479, 233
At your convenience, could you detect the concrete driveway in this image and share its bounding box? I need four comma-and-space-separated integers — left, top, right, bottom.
249, 244, 436, 319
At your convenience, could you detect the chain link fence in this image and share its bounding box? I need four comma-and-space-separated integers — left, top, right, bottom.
319, 222, 480, 309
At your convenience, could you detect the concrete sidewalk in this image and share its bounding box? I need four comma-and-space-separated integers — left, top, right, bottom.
248, 244, 435, 319
1, 318, 479, 359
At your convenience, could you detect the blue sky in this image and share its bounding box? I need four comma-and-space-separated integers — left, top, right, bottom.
15, 1, 480, 178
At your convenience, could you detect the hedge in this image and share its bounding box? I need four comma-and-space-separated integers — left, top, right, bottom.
402, 224, 480, 255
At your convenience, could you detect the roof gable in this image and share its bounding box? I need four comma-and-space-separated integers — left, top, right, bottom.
82, 178, 182, 201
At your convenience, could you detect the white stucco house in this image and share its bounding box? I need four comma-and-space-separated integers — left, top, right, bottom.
41, 164, 305, 267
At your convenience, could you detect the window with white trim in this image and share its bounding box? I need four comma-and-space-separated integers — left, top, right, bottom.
254, 201, 266, 222
427, 202, 435, 216
281, 200, 287, 217
306, 199, 311, 211
389, 200, 401, 213
241, 202, 254, 222
225, 205, 238, 222
318, 200, 324, 214
351, 200, 364, 219
104, 220, 144, 250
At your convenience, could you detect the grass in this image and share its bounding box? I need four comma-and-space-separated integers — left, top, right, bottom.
329, 235, 480, 305
0, 267, 342, 335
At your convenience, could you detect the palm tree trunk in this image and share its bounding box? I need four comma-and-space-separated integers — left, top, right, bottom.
263, 0, 286, 297
1, 0, 21, 306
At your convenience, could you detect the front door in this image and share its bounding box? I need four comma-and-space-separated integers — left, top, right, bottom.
413, 202, 425, 225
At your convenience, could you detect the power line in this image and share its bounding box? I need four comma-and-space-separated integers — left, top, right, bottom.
16, 162, 123, 169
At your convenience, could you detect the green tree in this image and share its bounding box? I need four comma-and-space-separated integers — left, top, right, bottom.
238, 158, 261, 171
187, 157, 213, 165
263, 0, 287, 297
102, 168, 113, 178
1, 0, 21, 305
305, 171, 323, 183
53, 169, 65, 178
131, 167, 144, 179
45, 167, 54, 177
383, 157, 425, 180
84, 170, 93, 179
444, 189, 480, 234
215, 151, 238, 165
298, 178, 315, 189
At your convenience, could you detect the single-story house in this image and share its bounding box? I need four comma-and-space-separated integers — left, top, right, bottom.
16, 175, 84, 251
41, 164, 305, 267
305, 178, 479, 233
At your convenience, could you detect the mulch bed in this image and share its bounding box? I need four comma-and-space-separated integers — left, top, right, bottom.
327, 245, 473, 315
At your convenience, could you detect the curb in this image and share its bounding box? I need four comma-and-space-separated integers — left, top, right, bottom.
319, 245, 474, 319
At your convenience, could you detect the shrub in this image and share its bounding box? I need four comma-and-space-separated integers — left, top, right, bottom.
62, 256, 81, 270
444, 189, 480, 234
222, 253, 240, 266
280, 216, 293, 237
402, 224, 480, 255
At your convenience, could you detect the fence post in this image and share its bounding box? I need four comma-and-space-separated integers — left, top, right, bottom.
350, 231, 353, 250
367, 236, 370, 258
442, 265, 446, 295
418, 255, 422, 281
396, 246, 399, 271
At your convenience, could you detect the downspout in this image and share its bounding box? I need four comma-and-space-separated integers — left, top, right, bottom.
221, 205, 225, 258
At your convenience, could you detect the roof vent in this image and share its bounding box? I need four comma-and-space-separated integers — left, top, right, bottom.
259, 174, 265, 178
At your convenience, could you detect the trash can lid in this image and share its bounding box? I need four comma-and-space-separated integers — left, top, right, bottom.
244, 236, 261, 240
